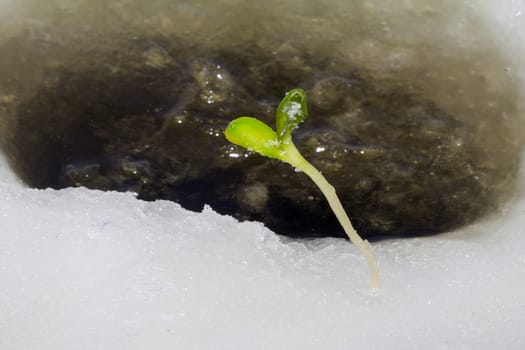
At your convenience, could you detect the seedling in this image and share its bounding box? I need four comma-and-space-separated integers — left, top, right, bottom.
225, 88, 380, 288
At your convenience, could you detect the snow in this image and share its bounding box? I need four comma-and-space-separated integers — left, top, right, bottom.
2, 1, 525, 349
1, 148, 525, 350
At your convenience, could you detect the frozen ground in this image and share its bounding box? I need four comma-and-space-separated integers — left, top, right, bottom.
1, 148, 525, 350
1, 0, 525, 349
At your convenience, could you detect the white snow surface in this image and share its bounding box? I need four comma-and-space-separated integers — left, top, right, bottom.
1, 154, 525, 350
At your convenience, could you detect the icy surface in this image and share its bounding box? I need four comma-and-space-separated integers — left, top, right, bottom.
1, 153, 525, 350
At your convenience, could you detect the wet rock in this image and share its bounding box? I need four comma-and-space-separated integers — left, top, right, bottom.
309, 76, 355, 114
191, 61, 235, 106
143, 43, 175, 70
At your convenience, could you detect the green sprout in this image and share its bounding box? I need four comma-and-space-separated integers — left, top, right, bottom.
225, 88, 380, 288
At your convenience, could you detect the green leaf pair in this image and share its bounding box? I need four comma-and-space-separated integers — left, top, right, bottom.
224, 88, 307, 161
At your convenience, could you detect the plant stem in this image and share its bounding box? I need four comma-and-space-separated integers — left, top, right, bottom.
282, 142, 380, 288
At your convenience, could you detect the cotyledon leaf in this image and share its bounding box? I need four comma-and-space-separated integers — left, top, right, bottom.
224, 117, 283, 160
275, 88, 308, 142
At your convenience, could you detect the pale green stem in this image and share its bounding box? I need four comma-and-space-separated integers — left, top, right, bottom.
281, 142, 380, 288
